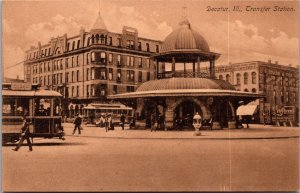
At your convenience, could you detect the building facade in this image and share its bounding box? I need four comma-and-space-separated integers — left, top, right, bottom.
24, 12, 161, 117
214, 61, 299, 125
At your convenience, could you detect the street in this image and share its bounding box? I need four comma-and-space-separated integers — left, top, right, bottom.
2, 124, 299, 192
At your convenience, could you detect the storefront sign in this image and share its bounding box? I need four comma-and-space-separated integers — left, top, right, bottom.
271, 106, 296, 122
11, 83, 32, 91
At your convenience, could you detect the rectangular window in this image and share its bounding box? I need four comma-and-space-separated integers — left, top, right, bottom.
108, 53, 113, 63
77, 56, 79, 66
72, 41, 75, 50
113, 85, 118, 94
126, 86, 134, 92
117, 55, 121, 66
71, 57, 74, 67
76, 70, 79, 82
138, 71, 142, 82
86, 53, 89, 64
48, 75, 50, 85
76, 86, 79, 96
86, 69, 89, 81
117, 69, 121, 82
138, 42, 142, 50
108, 68, 113, 80
108, 37, 112, 45
66, 72, 69, 83
146, 59, 150, 68
86, 85, 90, 97
60, 59, 63, 70
91, 68, 95, 80
147, 72, 150, 81
91, 85, 95, 96
100, 69, 106, 80
71, 71, 74, 82
72, 86, 74, 97
48, 48, 51, 56
127, 70, 135, 81
138, 58, 142, 68
156, 45, 159, 53
146, 43, 150, 52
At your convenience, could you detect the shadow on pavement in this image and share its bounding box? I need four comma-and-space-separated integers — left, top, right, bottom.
3, 142, 86, 147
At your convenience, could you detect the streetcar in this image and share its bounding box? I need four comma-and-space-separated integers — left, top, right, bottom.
2, 82, 65, 144
82, 103, 134, 126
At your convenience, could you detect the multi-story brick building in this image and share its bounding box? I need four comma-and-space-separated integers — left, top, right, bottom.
214, 60, 299, 125
24, 12, 161, 117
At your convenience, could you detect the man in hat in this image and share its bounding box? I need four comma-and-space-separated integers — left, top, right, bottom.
73, 113, 82, 135
12, 116, 32, 151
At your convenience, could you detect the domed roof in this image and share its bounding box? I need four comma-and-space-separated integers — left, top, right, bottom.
136, 78, 235, 92
161, 19, 210, 53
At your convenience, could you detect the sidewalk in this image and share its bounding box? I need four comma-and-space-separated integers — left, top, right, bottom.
63, 123, 299, 140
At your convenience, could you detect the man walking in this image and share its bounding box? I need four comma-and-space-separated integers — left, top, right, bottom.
12, 116, 32, 151
73, 113, 82, 135
120, 113, 125, 130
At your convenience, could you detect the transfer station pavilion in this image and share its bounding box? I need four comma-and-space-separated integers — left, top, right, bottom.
108, 17, 264, 130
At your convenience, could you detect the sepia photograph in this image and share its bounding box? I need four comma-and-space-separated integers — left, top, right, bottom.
2, 0, 299, 192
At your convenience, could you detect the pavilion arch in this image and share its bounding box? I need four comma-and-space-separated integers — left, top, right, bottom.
171, 97, 211, 119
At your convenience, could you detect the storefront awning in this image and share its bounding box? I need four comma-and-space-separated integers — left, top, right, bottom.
236, 104, 258, 116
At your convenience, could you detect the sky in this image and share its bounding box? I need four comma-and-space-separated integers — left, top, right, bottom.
2, 0, 299, 79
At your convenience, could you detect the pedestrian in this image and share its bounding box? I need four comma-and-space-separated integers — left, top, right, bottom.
120, 113, 126, 130
150, 113, 157, 132
72, 113, 82, 135
104, 113, 109, 132
12, 116, 33, 152
107, 114, 113, 130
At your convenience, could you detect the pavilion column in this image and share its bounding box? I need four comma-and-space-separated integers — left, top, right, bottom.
210, 59, 215, 78
192, 61, 196, 77
197, 57, 200, 77
155, 60, 159, 79
172, 57, 175, 77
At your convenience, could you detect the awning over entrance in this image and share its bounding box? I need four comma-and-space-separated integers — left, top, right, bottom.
236, 104, 258, 116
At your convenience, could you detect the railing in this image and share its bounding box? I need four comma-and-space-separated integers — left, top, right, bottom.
157, 71, 210, 79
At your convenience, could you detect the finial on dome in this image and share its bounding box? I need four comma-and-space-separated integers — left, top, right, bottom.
179, 3, 191, 29
182, 3, 187, 20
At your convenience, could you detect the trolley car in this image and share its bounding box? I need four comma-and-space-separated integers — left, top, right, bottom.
2, 83, 65, 144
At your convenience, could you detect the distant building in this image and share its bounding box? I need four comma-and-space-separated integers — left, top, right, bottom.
23, 11, 161, 117
214, 61, 299, 125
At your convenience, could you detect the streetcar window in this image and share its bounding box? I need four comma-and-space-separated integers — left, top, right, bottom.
35, 98, 51, 116
53, 98, 60, 116
2, 98, 29, 116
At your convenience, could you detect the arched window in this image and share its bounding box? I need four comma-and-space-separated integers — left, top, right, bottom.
251, 72, 257, 84
236, 73, 241, 85
226, 74, 231, 82
244, 89, 249, 92
244, 72, 248, 85
251, 88, 256, 93
219, 75, 223, 80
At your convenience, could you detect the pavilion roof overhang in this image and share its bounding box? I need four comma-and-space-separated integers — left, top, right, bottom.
152, 49, 221, 62
108, 89, 265, 99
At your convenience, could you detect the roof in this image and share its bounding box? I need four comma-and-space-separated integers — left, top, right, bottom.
161, 19, 210, 53
2, 89, 62, 97
108, 88, 265, 99
136, 78, 236, 92
91, 11, 107, 31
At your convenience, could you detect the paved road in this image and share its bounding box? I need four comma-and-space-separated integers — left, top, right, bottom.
2, 124, 299, 192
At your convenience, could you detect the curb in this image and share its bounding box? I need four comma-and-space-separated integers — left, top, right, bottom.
65, 134, 299, 140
